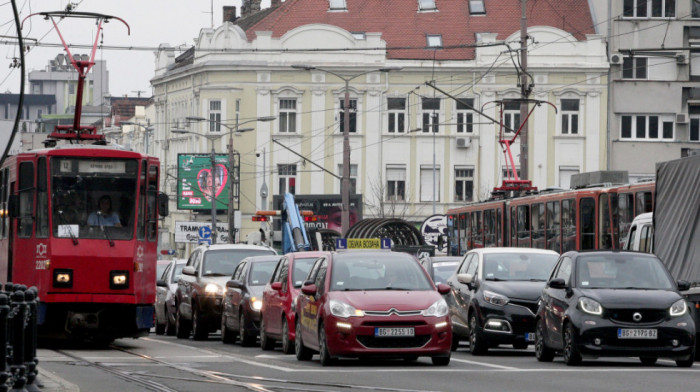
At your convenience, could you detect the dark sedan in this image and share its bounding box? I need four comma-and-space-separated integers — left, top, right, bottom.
446, 248, 559, 354
221, 255, 280, 346
536, 251, 696, 367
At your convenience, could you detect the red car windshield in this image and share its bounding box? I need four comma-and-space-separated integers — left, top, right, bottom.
330, 253, 433, 291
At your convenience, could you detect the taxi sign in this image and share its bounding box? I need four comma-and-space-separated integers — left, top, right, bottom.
335, 238, 392, 250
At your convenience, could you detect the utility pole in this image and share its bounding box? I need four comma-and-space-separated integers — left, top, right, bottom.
519, 0, 530, 181
228, 100, 240, 243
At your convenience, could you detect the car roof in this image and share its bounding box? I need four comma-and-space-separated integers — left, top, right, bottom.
332, 250, 417, 260
286, 251, 330, 259
429, 256, 461, 263
241, 255, 282, 263
470, 247, 559, 256
196, 243, 277, 253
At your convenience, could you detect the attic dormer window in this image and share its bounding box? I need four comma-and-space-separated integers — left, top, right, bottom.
418, 0, 437, 11
469, 0, 485, 15
427, 34, 443, 48
329, 0, 347, 11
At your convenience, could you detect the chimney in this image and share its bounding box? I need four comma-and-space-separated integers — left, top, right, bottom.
223, 6, 237, 23
271, 0, 281, 7
250, 0, 262, 13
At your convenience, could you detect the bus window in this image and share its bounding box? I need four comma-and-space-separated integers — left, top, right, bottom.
472, 211, 482, 248
517, 205, 530, 247
599, 194, 613, 250
562, 199, 576, 252
36, 157, 49, 238
635, 191, 653, 215
618, 192, 634, 249
580, 197, 595, 250
546, 201, 560, 253
18, 162, 34, 238
531, 203, 545, 249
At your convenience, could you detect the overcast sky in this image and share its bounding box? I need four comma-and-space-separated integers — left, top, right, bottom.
1, 0, 271, 98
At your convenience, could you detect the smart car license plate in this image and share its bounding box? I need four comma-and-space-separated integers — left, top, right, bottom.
375, 327, 415, 337
525, 333, 535, 342
617, 328, 657, 339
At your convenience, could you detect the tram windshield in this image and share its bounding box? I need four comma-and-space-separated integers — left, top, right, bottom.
51, 158, 139, 240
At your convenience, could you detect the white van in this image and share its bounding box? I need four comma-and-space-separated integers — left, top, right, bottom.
623, 212, 653, 253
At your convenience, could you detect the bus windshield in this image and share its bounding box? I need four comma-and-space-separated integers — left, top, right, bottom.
51, 158, 139, 240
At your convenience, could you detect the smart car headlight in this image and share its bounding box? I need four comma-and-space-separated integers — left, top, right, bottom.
422, 299, 449, 317
483, 290, 509, 306
205, 283, 222, 294
670, 299, 687, 317
329, 299, 364, 318
578, 297, 603, 316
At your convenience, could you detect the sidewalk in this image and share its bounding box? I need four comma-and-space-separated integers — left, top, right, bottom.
36, 367, 79, 392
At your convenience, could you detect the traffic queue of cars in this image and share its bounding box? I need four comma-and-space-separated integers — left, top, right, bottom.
155, 245, 696, 368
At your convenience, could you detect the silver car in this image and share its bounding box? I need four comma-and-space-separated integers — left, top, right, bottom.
155, 259, 187, 335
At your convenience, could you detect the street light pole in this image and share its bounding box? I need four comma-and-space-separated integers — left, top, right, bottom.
209, 144, 218, 244
291, 64, 402, 237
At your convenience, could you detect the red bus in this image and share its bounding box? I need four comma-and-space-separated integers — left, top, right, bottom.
0, 146, 168, 341
446, 182, 654, 256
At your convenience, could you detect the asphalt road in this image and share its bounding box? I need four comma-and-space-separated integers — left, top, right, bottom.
37, 333, 699, 392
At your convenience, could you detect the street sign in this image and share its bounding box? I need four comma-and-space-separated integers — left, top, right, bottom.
335, 238, 347, 250
198, 238, 212, 245
198, 226, 212, 239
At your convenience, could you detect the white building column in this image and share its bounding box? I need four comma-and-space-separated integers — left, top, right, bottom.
585, 91, 601, 172
533, 89, 550, 188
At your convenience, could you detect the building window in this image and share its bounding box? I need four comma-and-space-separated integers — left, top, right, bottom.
561, 99, 580, 135
278, 164, 297, 195
690, 106, 700, 141
623, 0, 675, 17
694, 0, 700, 18
456, 98, 474, 133
622, 57, 647, 79
426, 35, 443, 48
387, 97, 406, 133
208, 100, 221, 133
503, 101, 521, 133
620, 115, 674, 140
469, 0, 486, 14
386, 166, 406, 201
329, 0, 346, 10
420, 165, 440, 202
339, 99, 357, 133
278, 98, 297, 133
454, 167, 474, 202
338, 164, 358, 194
421, 97, 440, 133
503, 167, 521, 180
418, 0, 436, 11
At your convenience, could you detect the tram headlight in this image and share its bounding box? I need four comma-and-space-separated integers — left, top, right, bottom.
53, 269, 73, 288
110, 270, 129, 289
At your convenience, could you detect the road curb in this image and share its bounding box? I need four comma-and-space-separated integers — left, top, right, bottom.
36, 366, 80, 392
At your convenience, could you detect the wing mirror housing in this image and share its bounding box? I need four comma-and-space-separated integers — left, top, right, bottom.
457, 273, 473, 285
156, 279, 168, 288
158, 192, 169, 217
271, 282, 283, 291
226, 280, 242, 289
548, 278, 566, 289
182, 266, 195, 276
677, 280, 691, 292
301, 283, 317, 296
436, 283, 451, 295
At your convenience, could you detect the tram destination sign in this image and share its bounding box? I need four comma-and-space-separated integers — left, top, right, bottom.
177, 154, 230, 211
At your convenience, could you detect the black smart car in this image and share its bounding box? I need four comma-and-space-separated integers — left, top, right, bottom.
446, 248, 559, 354
536, 251, 696, 367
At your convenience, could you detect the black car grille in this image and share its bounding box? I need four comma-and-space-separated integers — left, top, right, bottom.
356, 335, 431, 349
510, 299, 539, 315
607, 308, 667, 324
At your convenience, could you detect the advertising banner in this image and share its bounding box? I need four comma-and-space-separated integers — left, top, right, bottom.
174, 221, 229, 244
272, 194, 363, 233
177, 153, 229, 210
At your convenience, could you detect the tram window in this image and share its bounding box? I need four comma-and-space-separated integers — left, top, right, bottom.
580, 197, 595, 250
599, 194, 613, 250
496, 208, 502, 246
484, 209, 495, 247
635, 191, 653, 215
510, 206, 517, 246
36, 158, 49, 238
562, 199, 576, 252
147, 166, 158, 242
472, 211, 482, 248
460, 213, 469, 254
546, 201, 561, 253
18, 162, 34, 238
137, 162, 147, 240
517, 205, 530, 247
0, 169, 5, 239
618, 192, 634, 249
531, 203, 545, 249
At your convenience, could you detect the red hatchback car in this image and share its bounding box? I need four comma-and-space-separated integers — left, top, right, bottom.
260, 251, 330, 354
294, 250, 452, 366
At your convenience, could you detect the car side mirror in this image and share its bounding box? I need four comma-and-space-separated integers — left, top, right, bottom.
677, 280, 691, 292
271, 282, 282, 291
548, 278, 566, 289
8, 194, 19, 218
457, 273, 473, 285
156, 279, 168, 288
301, 283, 317, 296
436, 283, 451, 295
182, 266, 195, 276
158, 192, 169, 217
226, 280, 242, 289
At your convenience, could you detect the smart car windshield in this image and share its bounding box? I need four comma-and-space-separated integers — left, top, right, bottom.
482, 253, 558, 281
576, 254, 674, 290
331, 253, 433, 291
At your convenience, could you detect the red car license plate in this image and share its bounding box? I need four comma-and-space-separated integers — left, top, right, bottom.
374, 327, 415, 337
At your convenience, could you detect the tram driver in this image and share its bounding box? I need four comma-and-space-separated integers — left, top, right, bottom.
88, 195, 122, 227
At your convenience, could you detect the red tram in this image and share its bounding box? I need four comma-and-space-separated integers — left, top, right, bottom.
446, 182, 655, 256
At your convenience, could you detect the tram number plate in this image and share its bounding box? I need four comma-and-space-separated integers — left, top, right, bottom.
618, 328, 657, 339
375, 327, 414, 337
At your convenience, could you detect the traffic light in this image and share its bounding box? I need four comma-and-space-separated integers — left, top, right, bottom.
252, 215, 269, 222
